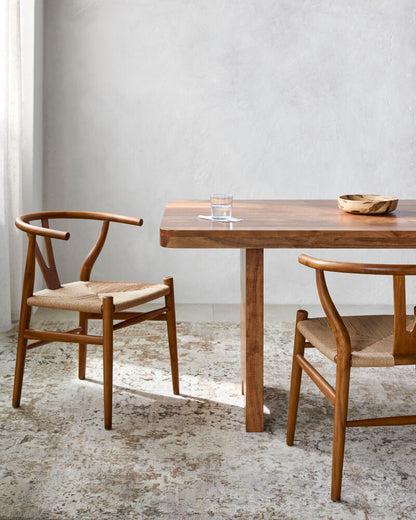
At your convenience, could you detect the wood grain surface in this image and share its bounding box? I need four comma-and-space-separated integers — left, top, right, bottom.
160, 199, 416, 248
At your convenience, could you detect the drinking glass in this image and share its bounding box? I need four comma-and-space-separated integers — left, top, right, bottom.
210, 194, 233, 220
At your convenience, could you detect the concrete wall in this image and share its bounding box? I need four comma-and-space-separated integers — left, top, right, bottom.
43, 0, 416, 305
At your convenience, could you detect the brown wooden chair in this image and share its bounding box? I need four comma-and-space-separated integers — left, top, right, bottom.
287, 254, 416, 501
13, 211, 179, 429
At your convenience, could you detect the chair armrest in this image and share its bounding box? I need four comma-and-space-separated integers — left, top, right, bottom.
299, 254, 416, 276
16, 215, 70, 240
16, 211, 143, 241
80, 211, 143, 227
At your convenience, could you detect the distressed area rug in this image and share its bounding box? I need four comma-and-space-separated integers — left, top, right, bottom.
1, 319, 416, 520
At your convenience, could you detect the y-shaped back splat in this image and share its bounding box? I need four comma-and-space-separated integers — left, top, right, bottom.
393, 275, 416, 359
34, 218, 61, 289
34, 219, 111, 287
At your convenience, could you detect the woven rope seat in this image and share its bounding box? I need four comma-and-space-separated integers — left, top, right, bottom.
298, 314, 416, 367
27, 281, 170, 313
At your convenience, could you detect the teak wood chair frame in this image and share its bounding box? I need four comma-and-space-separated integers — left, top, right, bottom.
13, 211, 179, 429
287, 254, 416, 501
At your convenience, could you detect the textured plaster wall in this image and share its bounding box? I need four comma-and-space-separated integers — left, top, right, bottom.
22, 0, 44, 213
44, 0, 416, 304
20, 0, 44, 301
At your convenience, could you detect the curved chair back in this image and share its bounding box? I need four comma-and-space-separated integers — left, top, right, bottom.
299, 254, 416, 363
16, 211, 143, 290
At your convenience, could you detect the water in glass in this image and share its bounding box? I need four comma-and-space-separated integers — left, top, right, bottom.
210, 194, 233, 220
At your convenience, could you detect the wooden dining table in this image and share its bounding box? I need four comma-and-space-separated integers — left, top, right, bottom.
160, 199, 416, 432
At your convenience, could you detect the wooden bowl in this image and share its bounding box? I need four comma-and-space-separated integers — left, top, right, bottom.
337, 194, 398, 215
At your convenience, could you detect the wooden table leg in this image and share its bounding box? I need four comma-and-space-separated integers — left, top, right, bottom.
240, 248, 264, 432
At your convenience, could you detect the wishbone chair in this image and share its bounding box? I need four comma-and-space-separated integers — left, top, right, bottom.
287, 254, 416, 500
13, 211, 179, 429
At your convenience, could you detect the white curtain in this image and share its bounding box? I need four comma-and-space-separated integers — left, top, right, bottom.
0, 0, 23, 332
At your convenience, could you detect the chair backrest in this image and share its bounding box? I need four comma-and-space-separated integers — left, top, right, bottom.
298, 254, 416, 363
16, 211, 143, 294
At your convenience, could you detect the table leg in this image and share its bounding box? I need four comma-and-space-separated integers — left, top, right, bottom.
240, 248, 264, 432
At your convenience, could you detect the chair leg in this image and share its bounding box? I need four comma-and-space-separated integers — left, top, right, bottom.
164, 277, 179, 395
287, 309, 308, 445
12, 301, 32, 408
331, 357, 351, 501
78, 312, 88, 380
102, 297, 114, 430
